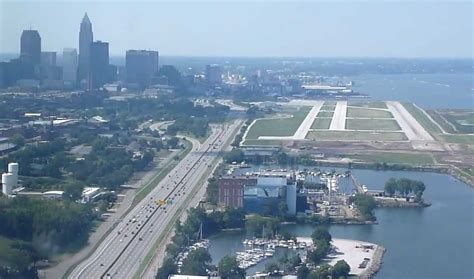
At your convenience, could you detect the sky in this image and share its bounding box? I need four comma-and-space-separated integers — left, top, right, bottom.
0, 0, 472, 58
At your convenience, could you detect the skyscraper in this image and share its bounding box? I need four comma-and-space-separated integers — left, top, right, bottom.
40, 51, 61, 81
125, 50, 159, 88
78, 13, 93, 81
62, 48, 78, 85
90, 41, 109, 88
20, 30, 41, 65
205, 64, 222, 85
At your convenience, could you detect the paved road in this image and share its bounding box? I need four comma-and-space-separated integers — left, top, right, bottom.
385, 101, 433, 141
329, 101, 347, 130
69, 121, 241, 279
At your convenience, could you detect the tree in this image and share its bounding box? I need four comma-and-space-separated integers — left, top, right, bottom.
331, 260, 350, 278
297, 264, 309, 279
265, 262, 279, 274
62, 182, 84, 201
311, 226, 332, 244
278, 201, 289, 219
224, 149, 245, 164
384, 178, 397, 196
218, 255, 245, 279
10, 134, 25, 147
180, 248, 212, 276
350, 194, 377, 221
156, 257, 177, 279
309, 264, 331, 279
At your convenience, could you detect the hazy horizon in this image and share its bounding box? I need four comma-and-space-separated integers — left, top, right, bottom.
1, 0, 473, 58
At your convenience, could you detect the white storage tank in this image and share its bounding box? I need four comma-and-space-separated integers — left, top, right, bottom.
7, 162, 19, 187
2, 172, 14, 195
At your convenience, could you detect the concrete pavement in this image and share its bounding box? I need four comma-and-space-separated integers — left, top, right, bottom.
329, 101, 347, 130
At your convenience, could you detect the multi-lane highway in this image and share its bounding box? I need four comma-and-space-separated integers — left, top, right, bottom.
69, 120, 242, 279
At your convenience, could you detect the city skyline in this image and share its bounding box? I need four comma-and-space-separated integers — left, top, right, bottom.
0, 1, 472, 58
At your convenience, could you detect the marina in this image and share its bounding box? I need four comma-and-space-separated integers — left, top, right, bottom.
237, 238, 307, 269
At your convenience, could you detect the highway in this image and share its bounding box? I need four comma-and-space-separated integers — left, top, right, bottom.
69, 120, 242, 279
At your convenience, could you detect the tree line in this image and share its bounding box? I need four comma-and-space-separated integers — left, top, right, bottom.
384, 178, 426, 202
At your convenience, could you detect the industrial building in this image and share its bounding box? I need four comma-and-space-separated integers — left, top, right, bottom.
218, 176, 257, 208
2, 162, 19, 196
218, 172, 298, 216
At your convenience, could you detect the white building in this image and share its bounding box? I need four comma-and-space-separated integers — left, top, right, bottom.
82, 187, 100, 202
43, 190, 64, 199
2, 173, 14, 195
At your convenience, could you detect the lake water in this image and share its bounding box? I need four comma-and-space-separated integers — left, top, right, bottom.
349, 73, 474, 109
208, 168, 474, 279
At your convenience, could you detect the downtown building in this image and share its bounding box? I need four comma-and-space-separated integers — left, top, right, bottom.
20, 30, 41, 66
125, 50, 159, 88
78, 13, 93, 85
205, 64, 222, 85
0, 29, 41, 88
62, 48, 78, 86
40, 51, 62, 86
89, 41, 110, 89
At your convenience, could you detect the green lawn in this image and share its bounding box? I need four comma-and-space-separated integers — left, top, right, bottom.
320, 105, 336, 111
440, 134, 474, 145
311, 118, 332, 129
317, 111, 334, 117
348, 101, 388, 109
346, 107, 394, 118
307, 131, 407, 141
245, 107, 311, 139
346, 119, 401, 131
402, 103, 442, 135
427, 110, 457, 133
346, 152, 434, 165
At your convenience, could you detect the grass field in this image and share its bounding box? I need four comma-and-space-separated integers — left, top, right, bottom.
346, 152, 434, 165
402, 103, 442, 136
438, 110, 474, 134
440, 134, 474, 145
307, 131, 407, 141
311, 118, 332, 129
320, 105, 336, 111
317, 111, 334, 117
245, 107, 311, 139
346, 107, 394, 118
346, 119, 401, 131
427, 110, 456, 133
348, 101, 388, 109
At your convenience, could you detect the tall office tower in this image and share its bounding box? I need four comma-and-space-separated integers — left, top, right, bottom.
90, 41, 109, 88
40, 51, 61, 81
41, 51, 56, 67
125, 50, 159, 88
20, 30, 41, 65
205, 64, 222, 84
78, 13, 93, 81
62, 48, 78, 85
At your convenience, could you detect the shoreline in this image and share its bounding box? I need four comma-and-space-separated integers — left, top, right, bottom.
359, 245, 386, 279
310, 160, 474, 188
297, 237, 385, 277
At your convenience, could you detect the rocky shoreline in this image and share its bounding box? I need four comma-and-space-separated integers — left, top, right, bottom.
359, 245, 386, 279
